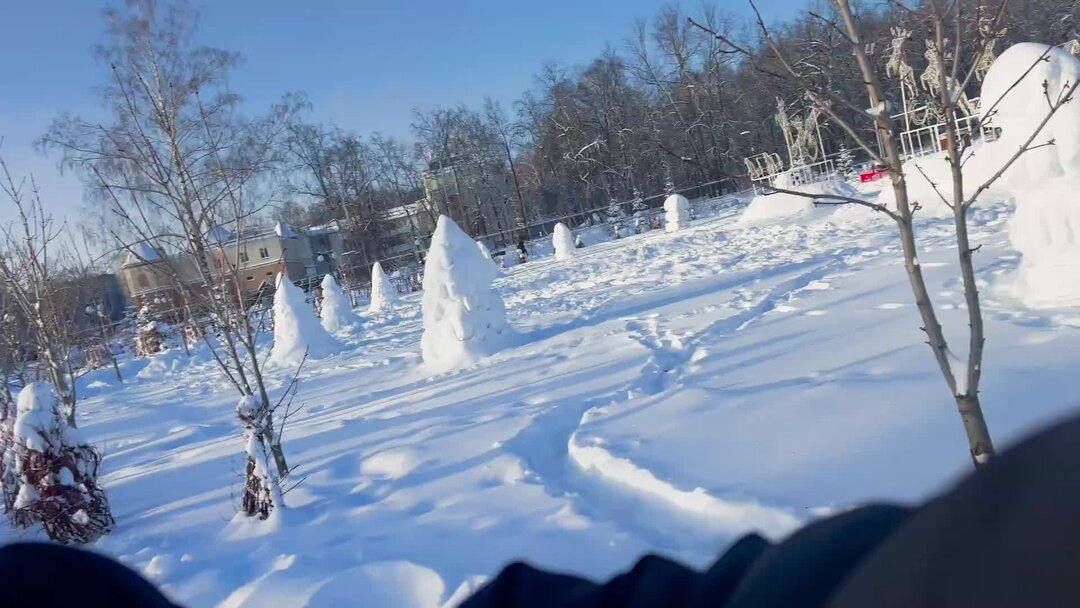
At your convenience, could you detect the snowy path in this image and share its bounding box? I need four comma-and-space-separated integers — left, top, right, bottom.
5, 202, 1080, 607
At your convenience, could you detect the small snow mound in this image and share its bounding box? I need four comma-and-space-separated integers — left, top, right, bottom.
320, 274, 360, 335
739, 175, 862, 226
421, 216, 511, 372
370, 262, 399, 314
664, 194, 690, 232
553, 222, 575, 261
270, 274, 342, 367
361, 448, 422, 479
308, 561, 445, 608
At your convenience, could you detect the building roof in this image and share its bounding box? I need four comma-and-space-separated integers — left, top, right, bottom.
122, 242, 162, 267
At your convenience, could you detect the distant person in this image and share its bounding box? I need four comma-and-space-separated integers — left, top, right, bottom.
516, 239, 529, 264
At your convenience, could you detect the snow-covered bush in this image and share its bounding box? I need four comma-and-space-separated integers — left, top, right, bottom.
236, 395, 282, 519
664, 193, 690, 232
421, 216, 511, 372
836, 144, 856, 181
553, 222, 575, 261
605, 199, 629, 238
369, 262, 399, 314
981, 43, 1080, 307
0, 392, 15, 514
134, 305, 168, 357
270, 274, 341, 367
9, 382, 113, 543
320, 274, 360, 335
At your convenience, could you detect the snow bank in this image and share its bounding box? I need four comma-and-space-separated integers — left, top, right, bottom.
421, 215, 511, 372
319, 274, 360, 335
981, 44, 1080, 307
553, 222, 575, 261
369, 262, 399, 314
664, 194, 690, 232
739, 174, 862, 226
270, 274, 342, 367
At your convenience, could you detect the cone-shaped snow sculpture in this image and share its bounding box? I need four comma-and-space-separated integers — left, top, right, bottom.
982, 43, 1080, 307
320, 274, 360, 335
421, 215, 510, 372
270, 273, 342, 367
369, 262, 399, 314
553, 222, 575, 261
664, 193, 690, 232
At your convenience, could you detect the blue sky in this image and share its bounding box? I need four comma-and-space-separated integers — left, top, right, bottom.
0, 0, 803, 224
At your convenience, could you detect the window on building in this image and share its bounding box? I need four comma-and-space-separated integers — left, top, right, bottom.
239, 251, 249, 263
265, 271, 273, 276
136, 274, 150, 289
246, 276, 254, 281
259, 247, 270, 259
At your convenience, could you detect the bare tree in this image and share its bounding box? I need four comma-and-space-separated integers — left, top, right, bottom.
39, 0, 301, 516
691, 0, 1078, 465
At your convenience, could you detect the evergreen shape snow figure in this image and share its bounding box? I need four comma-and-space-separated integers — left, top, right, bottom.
270, 274, 341, 367
605, 199, 627, 238
664, 193, 691, 232
553, 222, 576, 261
9, 382, 113, 543
421, 215, 511, 372
236, 395, 283, 519
319, 274, 360, 335
836, 144, 856, 181
134, 305, 167, 356
369, 262, 399, 314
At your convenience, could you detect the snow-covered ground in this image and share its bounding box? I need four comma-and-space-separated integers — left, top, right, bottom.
4, 192, 1080, 607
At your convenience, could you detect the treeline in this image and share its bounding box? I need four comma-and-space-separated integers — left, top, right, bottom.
278, 0, 1078, 243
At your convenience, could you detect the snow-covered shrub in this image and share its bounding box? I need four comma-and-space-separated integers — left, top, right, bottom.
0, 392, 15, 514
369, 262, 399, 314
270, 274, 341, 367
664, 193, 691, 232
320, 274, 360, 335
134, 305, 167, 357
236, 395, 283, 519
981, 43, 1080, 307
9, 382, 113, 543
553, 222, 575, 261
421, 216, 511, 372
605, 199, 629, 238
836, 144, 856, 181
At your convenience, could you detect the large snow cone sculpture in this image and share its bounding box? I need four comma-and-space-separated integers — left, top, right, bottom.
10, 382, 113, 543
270, 274, 342, 367
553, 222, 576, 261
664, 193, 690, 232
369, 262, 399, 314
320, 274, 360, 335
982, 43, 1080, 307
421, 215, 511, 372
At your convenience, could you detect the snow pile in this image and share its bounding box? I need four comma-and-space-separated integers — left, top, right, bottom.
664, 194, 690, 232
421, 215, 511, 372
981, 43, 1080, 307
319, 274, 360, 335
739, 174, 861, 226
270, 274, 342, 367
369, 262, 399, 314
553, 222, 575, 261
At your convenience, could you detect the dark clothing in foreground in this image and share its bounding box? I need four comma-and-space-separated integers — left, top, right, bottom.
5, 413, 1080, 607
